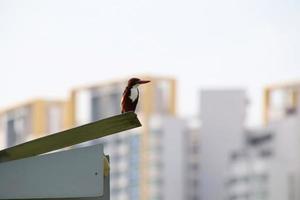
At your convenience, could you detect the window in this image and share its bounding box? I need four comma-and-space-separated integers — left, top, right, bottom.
259, 149, 272, 157
6, 109, 29, 147
6, 119, 17, 147
130, 185, 139, 200
91, 95, 102, 121
109, 92, 121, 115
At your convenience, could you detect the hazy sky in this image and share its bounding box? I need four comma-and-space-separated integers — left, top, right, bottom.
0, 0, 299, 126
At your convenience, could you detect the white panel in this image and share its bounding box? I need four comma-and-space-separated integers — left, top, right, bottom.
0, 144, 104, 199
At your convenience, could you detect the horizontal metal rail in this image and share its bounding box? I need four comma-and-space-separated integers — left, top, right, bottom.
0, 112, 141, 162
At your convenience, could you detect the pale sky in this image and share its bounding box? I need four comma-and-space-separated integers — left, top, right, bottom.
0, 0, 299, 126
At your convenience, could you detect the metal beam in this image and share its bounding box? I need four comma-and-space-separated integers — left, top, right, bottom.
0, 112, 141, 162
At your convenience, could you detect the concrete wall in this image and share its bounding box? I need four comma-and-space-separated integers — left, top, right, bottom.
268, 115, 300, 200
199, 90, 246, 200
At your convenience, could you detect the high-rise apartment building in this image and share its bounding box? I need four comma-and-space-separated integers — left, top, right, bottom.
184, 117, 201, 200
225, 131, 273, 200
0, 99, 67, 149
263, 81, 300, 124
199, 83, 300, 200
225, 114, 300, 200
199, 90, 247, 200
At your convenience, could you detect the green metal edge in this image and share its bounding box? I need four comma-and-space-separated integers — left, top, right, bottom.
0, 112, 141, 162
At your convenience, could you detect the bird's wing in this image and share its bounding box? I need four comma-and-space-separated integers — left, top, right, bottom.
122, 86, 130, 97
121, 87, 131, 113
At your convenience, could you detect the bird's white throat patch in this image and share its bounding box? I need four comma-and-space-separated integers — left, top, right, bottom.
129, 85, 139, 101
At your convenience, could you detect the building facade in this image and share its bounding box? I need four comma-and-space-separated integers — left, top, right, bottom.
225, 131, 273, 200
225, 115, 300, 200
0, 99, 67, 149
200, 84, 300, 200
199, 90, 247, 200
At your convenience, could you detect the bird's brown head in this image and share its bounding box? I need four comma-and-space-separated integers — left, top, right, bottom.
127, 78, 151, 87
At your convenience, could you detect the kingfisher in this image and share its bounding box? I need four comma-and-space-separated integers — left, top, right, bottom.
121, 78, 151, 113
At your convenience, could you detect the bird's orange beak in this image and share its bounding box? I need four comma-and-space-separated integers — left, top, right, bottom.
138, 80, 151, 84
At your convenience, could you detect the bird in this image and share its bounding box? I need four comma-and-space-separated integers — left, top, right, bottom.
121, 78, 150, 113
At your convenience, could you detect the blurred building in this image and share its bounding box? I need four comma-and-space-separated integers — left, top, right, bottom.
266, 114, 300, 200
184, 117, 201, 200
225, 116, 300, 200
199, 83, 300, 200
0, 99, 67, 149
225, 131, 273, 200
263, 81, 300, 124
254, 82, 300, 200
3, 77, 300, 200
199, 90, 247, 200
